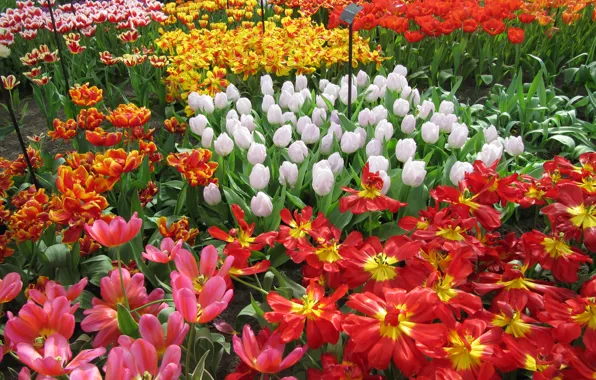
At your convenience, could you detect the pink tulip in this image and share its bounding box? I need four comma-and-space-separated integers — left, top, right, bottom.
171, 245, 234, 296
16, 333, 104, 378
105, 339, 181, 380
28, 278, 88, 307
84, 212, 142, 247
0, 272, 23, 304
142, 238, 187, 263
118, 312, 188, 357
232, 325, 306, 374
173, 276, 233, 324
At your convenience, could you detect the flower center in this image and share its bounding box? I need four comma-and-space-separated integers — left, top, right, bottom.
541, 237, 572, 258
289, 221, 311, 239
492, 310, 531, 338
525, 186, 546, 200
445, 331, 484, 371
572, 302, 596, 330
579, 176, 596, 194
194, 275, 206, 293
435, 274, 457, 302
363, 253, 398, 281
567, 204, 596, 229
315, 241, 342, 263
436, 226, 465, 241
358, 184, 381, 200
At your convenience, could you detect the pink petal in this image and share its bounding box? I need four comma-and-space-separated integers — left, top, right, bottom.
139, 314, 166, 350
198, 276, 226, 308
174, 288, 198, 323
199, 245, 218, 277
131, 339, 158, 376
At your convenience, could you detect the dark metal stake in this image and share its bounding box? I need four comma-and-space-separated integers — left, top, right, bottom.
46, 0, 71, 91
347, 22, 353, 119
260, 0, 265, 34
1, 87, 39, 189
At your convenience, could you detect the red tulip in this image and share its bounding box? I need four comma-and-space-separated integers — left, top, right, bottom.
507, 27, 525, 44
84, 212, 142, 247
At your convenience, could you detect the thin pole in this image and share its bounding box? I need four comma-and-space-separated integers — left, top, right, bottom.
347, 22, 353, 119
260, 0, 265, 34
46, 0, 70, 91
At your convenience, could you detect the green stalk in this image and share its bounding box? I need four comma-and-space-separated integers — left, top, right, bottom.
185, 324, 196, 379
116, 245, 130, 309
231, 275, 269, 295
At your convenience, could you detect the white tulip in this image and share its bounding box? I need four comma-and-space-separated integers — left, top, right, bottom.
261, 83, 274, 96
355, 127, 367, 148
368, 156, 389, 173
504, 136, 524, 156
421, 122, 440, 144
440, 114, 458, 133
339, 84, 357, 105
410, 89, 421, 106
236, 98, 252, 115
260, 74, 273, 88
203, 183, 222, 206
439, 100, 455, 115
0, 44, 10, 58
249, 164, 270, 190
340, 131, 360, 154
401, 114, 416, 134
312, 108, 327, 127
226, 84, 240, 101
417, 100, 435, 119
312, 167, 335, 196
484, 126, 499, 143
281, 81, 295, 94
448, 123, 469, 149
214, 92, 228, 109
341, 74, 355, 86
373, 75, 387, 89
320, 133, 334, 155
188, 92, 201, 111
279, 161, 299, 187
214, 132, 234, 156
323, 83, 340, 98
241, 115, 255, 132
366, 138, 382, 157
395, 138, 417, 163
378, 170, 391, 195
372, 105, 388, 124
233, 126, 253, 149
288, 141, 308, 163
316, 95, 330, 110
279, 90, 292, 109
358, 108, 376, 127
301, 123, 320, 144
296, 116, 312, 135
251, 192, 273, 217
295, 74, 307, 91
289, 93, 305, 113
476, 141, 503, 166
393, 98, 410, 117
202, 127, 214, 148
330, 110, 341, 125
301, 88, 312, 102
449, 161, 474, 185
200, 95, 214, 114
282, 112, 297, 126
364, 84, 380, 102
328, 122, 343, 140
400, 86, 412, 101
267, 104, 283, 125
375, 119, 394, 143
273, 125, 293, 147
313, 160, 331, 174
328, 152, 344, 175
226, 118, 241, 136
387, 73, 408, 92
402, 158, 427, 187
393, 64, 408, 77
189, 115, 208, 136
356, 70, 370, 88
247, 143, 267, 165
226, 109, 239, 120
319, 79, 330, 92
262, 94, 275, 113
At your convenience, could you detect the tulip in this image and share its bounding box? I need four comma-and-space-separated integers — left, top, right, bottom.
202, 127, 214, 148
232, 126, 253, 150
0, 45, 10, 59
449, 161, 474, 185
374, 120, 393, 143
402, 158, 427, 187
448, 123, 469, 149
373, 75, 387, 88
421, 122, 439, 144
105, 339, 181, 380
200, 95, 215, 114
341, 74, 356, 86
233, 325, 306, 375
356, 70, 370, 88
401, 114, 416, 134
273, 125, 293, 147
312, 108, 326, 126
439, 100, 455, 115
214, 133, 234, 156
0, 272, 22, 304
328, 122, 343, 140
484, 126, 499, 143
138, 312, 188, 354
247, 143, 267, 165
339, 84, 357, 105
330, 110, 341, 125
236, 98, 252, 115
187, 92, 201, 112
366, 138, 382, 157
395, 138, 417, 163
249, 164, 271, 190
340, 131, 360, 154
319, 79, 330, 92
417, 100, 435, 119
387, 73, 407, 92
142, 238, 187, 264
504, 136, 524, 156
314, 160, 332, 174
400, 85, 412, 101
355, 127, 367, 148
393, 64, 408, 76
320, 134, 334, 155
364, 84, 380, 102
214, 92, 228, 109
203, 183, 222, 206
316, 95, 329, 110
85, 212, 141, 247
227, 109, 239, 120
301, 123, 320, 144
295, 74, 307, 91
477, 141, 503, 166
189, 115, 208, 136
312, 166, 335, 196
439, 113, 457, 133
261, 83, 274, 96
393, 98, 410, 117
262, 95, 275, 113
368, 156, 389, 173
410, 89, 421, 106
283, 112, 297, 126
288, 141, 308, 163
379, 170, 391, 195
328, 152, 344, 175
282, 81, 295, 94
261, 75, 273, 89
226, 84, 240, 101
289, 93, 305, 113
279, 90, 292, 109
358, 108, 376, 127
241, 115, 255, 132
279, 161, 299, 187
251, 192, 273, 217
174, 276, 233, 324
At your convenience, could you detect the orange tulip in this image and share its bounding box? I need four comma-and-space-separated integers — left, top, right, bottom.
106, 103, 151, 128
69, 83, 103, 107
92, 149, 143, 178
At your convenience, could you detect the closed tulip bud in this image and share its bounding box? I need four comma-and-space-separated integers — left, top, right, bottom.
283, 112, 297, 126
379, 170, 390, 195
417, 100, 435, 119
301, 123, 320, 144
188, 92, 201, 111
484, 126, 499, 143
233, 126, 253, 149
249, 164, 270, 190
387, 73, 408, 92
202, 127, 214, 148
410, 89, 420, 106
313, 160, 331, 174
251, 192, 273, 217
241, 115, 255, 132
295, 75, 307, 91
357, 70, 369, 88
226, 84, 240, 101
339, 84, 357, 105
402, 158, 427, 187
330, 110, 341, 125
400, 85, 412, 101
297, 116, 312, 135
236, 98, 252, 115
324, 83, 340, 98
393, 64, 408, 77
267, 104, 283, 124
439, 100, 455, 115
368, 156, 389, 173
203, 183, 222, 206
401, 114, 416, 134
395, 138, 416, 163
358, 108, 376, 127
226, 109, 239, 120
374, 119, 394, 143
198, 95, 214, 114
504, 136, 524, 156
288, 140, 308, 163
373, 105, 388, 124
279, 161, 299, 187
447, 123, 468, 149
316, 95, 330, 110
366, 138, 382, 157
355, 127, 367, 148
341, 131, 360, 154
312, 166, 334, 196
328, 152, 344, 175
214, 92, 228, 109
247, 142, 267, 165
261, 83, 274, 96
226, 118, 241, 136
476, 141, 503, 166
319, 79, 330, 92
273, 125, 293, 147
312, 108, 326, 126
364, 84, 380, 102
189, 115, 208, 136
449, 161, 474, 185
421, 122, 439, 144
373, 75, 387, 88
289, 93, 305, 113
441, 114, 458, 133
328, 122, 343, 140
379, 85, 387, 99
261, 75, 273, 88
341, 74, 355, 86
320, 134, 333, 154
214, 132, 234, 156
301, 88, 312, 102
262, 94, 275, 113
281, 81, 295, 94
393, 98, 410, 117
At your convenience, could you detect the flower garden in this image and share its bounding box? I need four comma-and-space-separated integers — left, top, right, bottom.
0, 0, 596, 378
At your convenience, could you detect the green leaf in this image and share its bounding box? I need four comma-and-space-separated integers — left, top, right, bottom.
286, 192, 306, 209
191, 351, 214, 380
117, 304, 140, 337
42, 244, 70, 268
81, 255, 113, 286
548, 135, 576, 149
270, 268, 305, 297
480, 74, 493, 85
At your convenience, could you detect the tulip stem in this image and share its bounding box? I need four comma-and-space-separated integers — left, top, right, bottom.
130, 298, 173, 313
185, 324, 196, 379
116, 245, 130, 310
369, 213, 373, 237
231, 276, 269, 295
